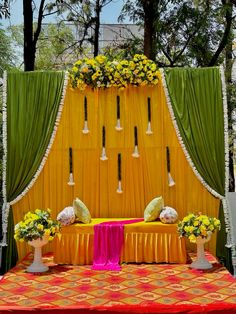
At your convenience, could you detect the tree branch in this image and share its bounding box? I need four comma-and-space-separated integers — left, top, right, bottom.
42, 9, 60, 18
173, 28, 199, 64
33, 0, 45, 46
208, 1, 233, 66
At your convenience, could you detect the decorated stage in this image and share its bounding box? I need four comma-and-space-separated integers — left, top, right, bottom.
0, 252, 236, 314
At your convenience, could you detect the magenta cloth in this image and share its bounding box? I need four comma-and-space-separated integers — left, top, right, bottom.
92, 219, 143, 271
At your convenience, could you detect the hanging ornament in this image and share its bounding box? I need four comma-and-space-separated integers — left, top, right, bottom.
82, 96, 90, 134
146, 97, 153, 135
116, 153, 123, 193
115, 95, 123, 131
166, 146, 175, 187
100, 126, 108, 160
132, 126, 140, 158
68, 147, 75, 186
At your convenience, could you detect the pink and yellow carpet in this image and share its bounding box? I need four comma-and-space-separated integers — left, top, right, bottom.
0, 252, 236, 314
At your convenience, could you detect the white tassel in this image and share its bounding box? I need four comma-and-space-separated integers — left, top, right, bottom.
116, 180, 123, 194
115, 119, 123, 131
82, 120, 90, 134
146, 121, 153, 135
168, 172, 175, 187
132, 145, 140, 158
67, 173, 75, 186
100, 147, 108, 161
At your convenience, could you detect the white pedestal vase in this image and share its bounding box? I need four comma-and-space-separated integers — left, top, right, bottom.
27, 236, 49, 273
190, 232, 212, 270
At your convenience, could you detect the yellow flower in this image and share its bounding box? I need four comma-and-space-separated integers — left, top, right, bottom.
183, 216, 190, 223
82, 67, 89, 73
184, 226, 190, 232
189, 226, 195, 233
44, 229, 51, 236
37, 224, 44, 231
203, 219, 210, 226
48, 236, 54, 241
214, 219, 221, 227
95, 55, 107, 64
189, 234, 196, 243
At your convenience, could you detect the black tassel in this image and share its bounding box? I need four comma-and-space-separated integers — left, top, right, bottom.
84, 96, 88, 121
148, 97, 151, 122
69, 147, 73, 173
102, 126, 106, 147
117, 96, 120, 119
134, 126, 138, 146
166, 146, 170, 172
118, 153, 121, 181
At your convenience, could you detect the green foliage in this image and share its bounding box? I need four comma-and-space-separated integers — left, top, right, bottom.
0, 26, 15, 76
118, 0, 235, 67
9, 23, 81, 70
35, 23, 78, 70
103, 36, 143, 61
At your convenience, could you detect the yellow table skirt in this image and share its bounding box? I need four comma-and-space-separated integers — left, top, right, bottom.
53, 218, 187, 265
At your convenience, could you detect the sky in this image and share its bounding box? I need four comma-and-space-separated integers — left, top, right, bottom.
1, 0, 126, 28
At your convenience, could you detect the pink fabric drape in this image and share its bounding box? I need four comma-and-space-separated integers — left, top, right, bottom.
92, 219, 143, 271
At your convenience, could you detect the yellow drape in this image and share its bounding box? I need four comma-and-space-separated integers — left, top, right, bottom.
13, 75, 219, 260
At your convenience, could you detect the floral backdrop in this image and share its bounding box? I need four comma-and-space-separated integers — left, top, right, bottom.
69, 54, 159, 90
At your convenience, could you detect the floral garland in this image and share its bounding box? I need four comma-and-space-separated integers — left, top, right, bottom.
70, 54, 159, 90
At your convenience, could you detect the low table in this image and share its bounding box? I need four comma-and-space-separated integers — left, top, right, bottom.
53, 218, 187, 265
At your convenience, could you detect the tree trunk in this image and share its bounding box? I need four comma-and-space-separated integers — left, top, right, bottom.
94, 0, 100, 57
23, 0, 35, 71
143, 0, 155, 60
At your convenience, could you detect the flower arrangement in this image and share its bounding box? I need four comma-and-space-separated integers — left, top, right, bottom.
14, 209, 61, 243
69, 54, 159, 90
177, 213, 221, 243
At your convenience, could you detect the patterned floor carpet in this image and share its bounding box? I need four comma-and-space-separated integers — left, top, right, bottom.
0, 252, 236, 314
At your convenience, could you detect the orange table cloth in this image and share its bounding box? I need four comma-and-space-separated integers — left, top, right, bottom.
53, 218, 187, 265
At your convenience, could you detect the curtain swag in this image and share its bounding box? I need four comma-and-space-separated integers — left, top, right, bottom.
160, 67, 232, 250
1, 71, 68, 254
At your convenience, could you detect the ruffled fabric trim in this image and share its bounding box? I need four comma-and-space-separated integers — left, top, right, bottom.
220, 67, 235, 264
1, 71, 9, 247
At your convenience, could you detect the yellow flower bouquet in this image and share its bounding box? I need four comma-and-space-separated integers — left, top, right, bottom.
14, 209, 61, 243
177, 213, 221, 243
69, 54, 159, 90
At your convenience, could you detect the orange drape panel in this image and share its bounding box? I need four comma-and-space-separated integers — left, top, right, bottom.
13, 76, 219, 260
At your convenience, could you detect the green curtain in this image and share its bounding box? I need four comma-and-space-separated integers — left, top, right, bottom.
6, 71, 65, 201
0, 208, 18, 275
164, 67, 230, 271
1, 71, 65, 274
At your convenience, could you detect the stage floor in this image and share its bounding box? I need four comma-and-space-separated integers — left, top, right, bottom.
0, 252, 236, 314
